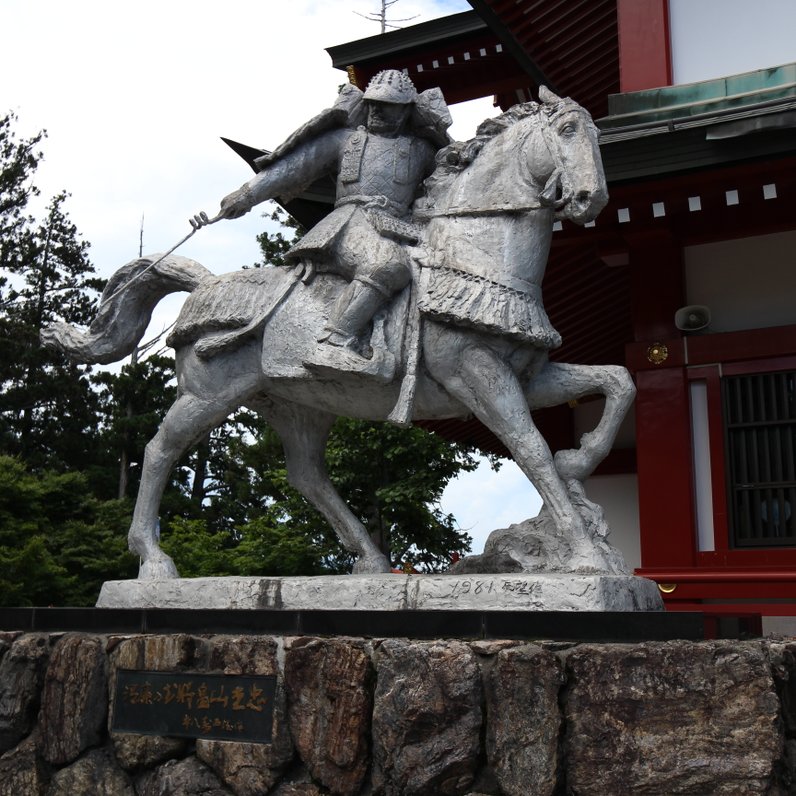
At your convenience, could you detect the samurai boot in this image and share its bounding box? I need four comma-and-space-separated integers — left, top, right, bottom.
304, 280, 396, 383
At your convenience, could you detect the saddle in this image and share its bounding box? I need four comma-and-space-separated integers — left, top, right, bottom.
260, 269, 414, 384
167, 266, 298, 359
169, 260, 422, 423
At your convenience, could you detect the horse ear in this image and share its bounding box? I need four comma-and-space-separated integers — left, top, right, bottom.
539, 86, 562, 106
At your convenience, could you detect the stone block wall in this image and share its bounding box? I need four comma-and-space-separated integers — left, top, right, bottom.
0, 631, 794, 794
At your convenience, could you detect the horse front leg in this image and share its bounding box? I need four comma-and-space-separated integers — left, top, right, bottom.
427, 331, 588, 548
524, 363, 635, 482
130, 339, 266, 579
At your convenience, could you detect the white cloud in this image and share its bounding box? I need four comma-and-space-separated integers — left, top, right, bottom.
441, 457, 542, 553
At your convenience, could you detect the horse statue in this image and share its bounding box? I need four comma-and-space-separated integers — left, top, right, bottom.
42, 88, 635, 580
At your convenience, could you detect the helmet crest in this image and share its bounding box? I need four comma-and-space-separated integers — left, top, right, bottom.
363, 70, 418, 104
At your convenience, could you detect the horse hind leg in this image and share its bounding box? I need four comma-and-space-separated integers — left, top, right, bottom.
130, 389, 248, 579
253, 399, 391, 574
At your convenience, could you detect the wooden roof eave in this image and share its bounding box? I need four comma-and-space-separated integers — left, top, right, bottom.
327, 5, 556, 98
601, 120, 796, 185
466, 0, 558, 92
325, 11, 489, 73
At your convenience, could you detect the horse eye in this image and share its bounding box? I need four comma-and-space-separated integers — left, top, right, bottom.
560, 122, 576, 136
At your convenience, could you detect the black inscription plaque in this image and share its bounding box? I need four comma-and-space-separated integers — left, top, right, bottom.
112, 670, 276, 743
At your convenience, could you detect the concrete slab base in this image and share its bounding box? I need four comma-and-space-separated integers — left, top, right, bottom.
97, 573, 664, 612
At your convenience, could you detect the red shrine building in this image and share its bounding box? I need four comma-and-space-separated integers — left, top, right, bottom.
320, 0, 796, 622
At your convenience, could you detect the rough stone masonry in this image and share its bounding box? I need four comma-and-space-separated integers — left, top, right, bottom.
1, 632, 794, 795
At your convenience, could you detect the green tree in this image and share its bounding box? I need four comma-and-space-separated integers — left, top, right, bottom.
179, 416, 348, 574
325, 419, 480, 571
255, 206, 303, 267
0, 113, 143, 605
0, 456, 135, 606
0, 190, 104, 470
179, 408, 484, 574
0, 112, 44, 264
91, 354, 186, 500
0, 114, 105, 471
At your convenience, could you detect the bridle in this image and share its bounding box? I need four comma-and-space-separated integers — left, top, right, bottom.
537, 102, 598, 211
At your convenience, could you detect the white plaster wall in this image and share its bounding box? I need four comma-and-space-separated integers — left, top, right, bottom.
668, 0, 796, 84
573, 400, 636, 450
762, 616, 796, 637
684, 230, 796, 333
585, 474, 642, 571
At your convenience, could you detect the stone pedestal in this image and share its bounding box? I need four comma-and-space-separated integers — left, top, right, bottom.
96, 573, 663, 611
0, 630, 788, 795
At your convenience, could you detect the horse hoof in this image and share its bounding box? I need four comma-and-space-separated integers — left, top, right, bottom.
138, 554, 179, 580
352, 554, 391, 574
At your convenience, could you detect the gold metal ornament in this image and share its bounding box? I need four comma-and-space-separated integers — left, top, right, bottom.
646, 342, 669, 365
657, 583, 677, 594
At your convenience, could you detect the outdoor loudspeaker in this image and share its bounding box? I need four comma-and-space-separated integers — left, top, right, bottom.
674, 305, 711, 332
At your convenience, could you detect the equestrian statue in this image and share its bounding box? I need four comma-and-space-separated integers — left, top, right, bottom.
42, 71, 636, 580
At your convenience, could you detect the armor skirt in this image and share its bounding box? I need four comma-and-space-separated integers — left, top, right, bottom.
418, 264, 562, 349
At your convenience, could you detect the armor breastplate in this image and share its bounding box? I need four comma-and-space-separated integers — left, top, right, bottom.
338, 129, 427, 214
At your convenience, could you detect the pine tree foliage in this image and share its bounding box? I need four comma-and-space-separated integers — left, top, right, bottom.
254, 206, 304, 267
0, 113, 136, 605
0, 112, 43, 264
0, 192, 103, 470
0, 456, 134, 606
91, 354, 183, 500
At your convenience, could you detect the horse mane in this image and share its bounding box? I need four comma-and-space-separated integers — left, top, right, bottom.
415, 93, 584, 217
442, 102, 540, 169
417, 102, 543, 213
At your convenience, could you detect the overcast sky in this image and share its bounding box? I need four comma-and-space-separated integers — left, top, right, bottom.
2, 0, 537, 553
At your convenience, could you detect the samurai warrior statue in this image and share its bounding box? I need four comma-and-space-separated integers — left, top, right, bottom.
211, 69, 452, 380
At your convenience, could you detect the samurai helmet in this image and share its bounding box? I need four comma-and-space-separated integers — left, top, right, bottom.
363, 70, 418, 104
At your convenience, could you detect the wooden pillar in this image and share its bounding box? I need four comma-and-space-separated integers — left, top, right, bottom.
626, 230, 695, 567
616, 0, 672, 92
634, 364, 696, 567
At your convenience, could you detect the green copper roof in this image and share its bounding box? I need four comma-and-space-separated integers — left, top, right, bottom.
601, 62, 796, 128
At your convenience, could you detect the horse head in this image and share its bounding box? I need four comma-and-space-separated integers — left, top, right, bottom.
417, 90, 607, 227
532, 86, 608, 224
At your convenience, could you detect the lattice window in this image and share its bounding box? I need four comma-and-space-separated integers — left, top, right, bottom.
724, 370, 796, 547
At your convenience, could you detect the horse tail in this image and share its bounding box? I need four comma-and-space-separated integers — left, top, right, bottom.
40, 253, 212, 365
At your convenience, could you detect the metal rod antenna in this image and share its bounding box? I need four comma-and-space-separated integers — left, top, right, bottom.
99, 211, 221, 308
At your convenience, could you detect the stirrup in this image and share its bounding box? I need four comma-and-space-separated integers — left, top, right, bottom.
304, 340, 395, 384
317, 325, 357, 348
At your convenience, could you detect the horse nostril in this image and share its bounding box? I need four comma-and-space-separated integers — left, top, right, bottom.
575, 190, 591, 204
